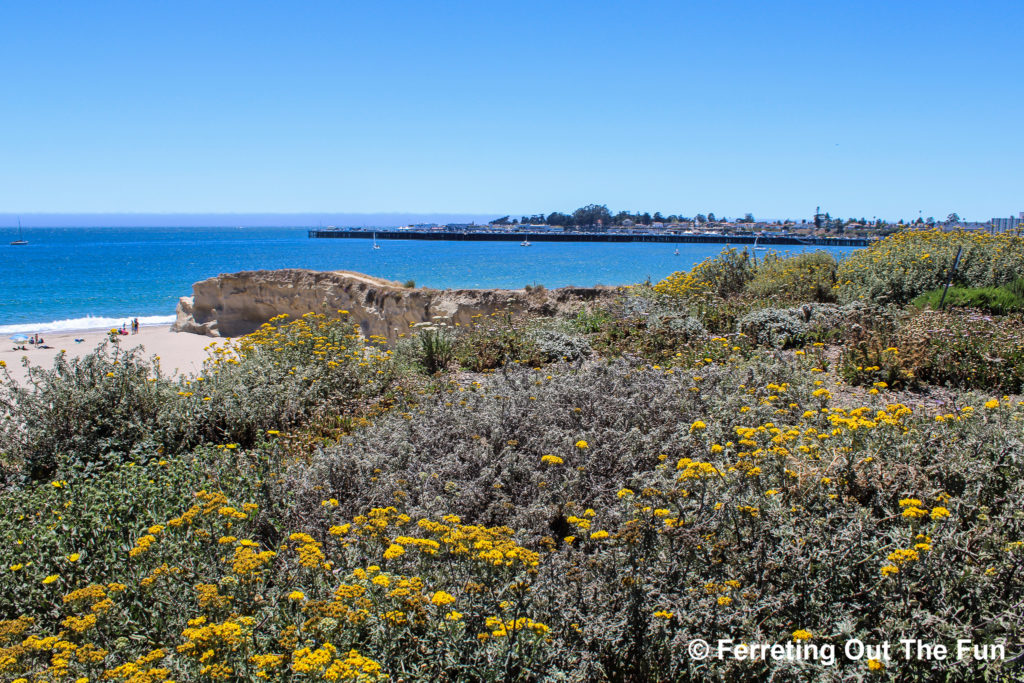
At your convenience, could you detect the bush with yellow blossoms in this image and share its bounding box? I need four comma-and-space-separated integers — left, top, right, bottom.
0, 312, 395, 481
836, 228, 1024, 305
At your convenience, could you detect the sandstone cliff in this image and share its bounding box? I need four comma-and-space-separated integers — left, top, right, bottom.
172, 269, 613, 343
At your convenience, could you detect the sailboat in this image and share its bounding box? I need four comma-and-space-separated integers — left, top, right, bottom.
753, 235, 767, 251
10, 219, 27, 246
520, 233, 531, 246
372, 232, 380, 250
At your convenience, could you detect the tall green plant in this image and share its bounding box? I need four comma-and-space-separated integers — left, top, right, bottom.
419, 327, 455, 374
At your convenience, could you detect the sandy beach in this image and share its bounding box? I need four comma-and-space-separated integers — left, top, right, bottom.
1, 326, 214, 385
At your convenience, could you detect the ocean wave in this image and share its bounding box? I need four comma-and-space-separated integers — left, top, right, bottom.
0, 315, 177, 335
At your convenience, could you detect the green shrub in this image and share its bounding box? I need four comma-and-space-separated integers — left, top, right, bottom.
746, 250, 838, 302
654, 247, 756, 299
687, 296, 766, 334
572, 306, 614, 334
159, 313, 394, 453
587, 311, 742, 364
417, 326, 455, 374
453, 312, 546, 372
1006, 276, 1024, 299
0, 339, 172, 481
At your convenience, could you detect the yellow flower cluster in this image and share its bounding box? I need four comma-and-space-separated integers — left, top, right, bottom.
129, 533, 157, 558
898, 498, 952, 521
482, 616, 550, 638
290, 642, 384, 681
103, 648, 169, 683
653, 271, 711, 299
288, 532, 327, 569
139, 563, 182, 588
676, 459, 723, 480
414, 517, 539, 568
177, 615, 254, 678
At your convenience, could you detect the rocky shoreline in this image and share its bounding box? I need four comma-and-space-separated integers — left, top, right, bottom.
173, 269, 614, 343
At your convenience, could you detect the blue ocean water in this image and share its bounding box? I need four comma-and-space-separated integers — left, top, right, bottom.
0, 226, 859, 333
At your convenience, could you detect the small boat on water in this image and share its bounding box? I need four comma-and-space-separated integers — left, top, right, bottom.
10, 219, 27, 246
753, 236, 767, 251
372, 232, 381, 249
673, 247, 680, 256
520, 234, 531, 246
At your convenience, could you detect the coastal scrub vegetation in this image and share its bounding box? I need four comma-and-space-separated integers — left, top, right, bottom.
835, 228, 1024, 305
1, 229, 1023, 681
0, 313, 393, 481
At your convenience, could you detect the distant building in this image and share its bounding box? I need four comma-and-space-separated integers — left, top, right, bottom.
991, 213, 1024, 233
941, 222, 989, 232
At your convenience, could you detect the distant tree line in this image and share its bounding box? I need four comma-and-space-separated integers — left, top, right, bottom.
498, 205, 849, 230
490, 205, 961, 231
492, 204, 723, 230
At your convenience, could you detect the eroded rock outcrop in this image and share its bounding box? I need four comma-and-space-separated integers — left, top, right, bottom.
172, 269, 613, 343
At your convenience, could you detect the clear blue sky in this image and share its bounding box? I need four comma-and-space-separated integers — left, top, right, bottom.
1, 1, 1021, 222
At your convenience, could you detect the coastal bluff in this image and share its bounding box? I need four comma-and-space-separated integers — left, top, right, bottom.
172, 269, 613, 343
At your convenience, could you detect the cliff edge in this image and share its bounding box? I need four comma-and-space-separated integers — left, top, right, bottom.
172, 269, 613, 343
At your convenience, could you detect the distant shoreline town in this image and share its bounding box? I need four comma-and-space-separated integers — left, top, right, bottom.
309, 205, 1024, 246
308, 228, 870, 248
316, 205, 1024, 240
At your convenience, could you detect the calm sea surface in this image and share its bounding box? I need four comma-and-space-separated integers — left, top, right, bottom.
0, 226, 859, 333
